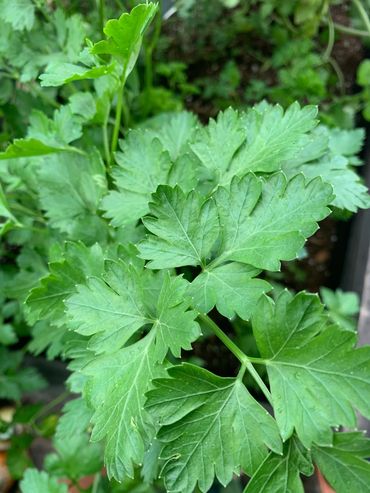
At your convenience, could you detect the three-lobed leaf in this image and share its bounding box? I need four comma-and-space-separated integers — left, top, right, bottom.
66, 255, 200, 479
252, 291, 370, 446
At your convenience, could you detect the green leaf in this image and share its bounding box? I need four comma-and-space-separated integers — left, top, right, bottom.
0, 182, 21, 233
139, 185, 219, 268
252, 291, 370, 447
0, 0, 35, 31
244, 436, 313, 493
0, 348, 47, 401
91, 3, 157, 77
83, 332, 165, 479
0, 324, 18, 345
0, 138, 80, 160
45, 433, 102, 480
26, 242, 104, 327
37, 150, 108, 242
228, 102, 318, 176
300, 155, 370, 212
66, 254, 200, 479
139, 173, 333, 272
328, 128, 365, 160
28, 106, 83, 147
66, 259, 200, 356
146, 364, 282, 493
188, 263, 271, 319
56, 398, 93, 441
69, 92, 97, 121
313, 432, 370, 493
102, 130, 172, 227
20, 469, 68, 493
144, 111, 199, 160
321, 287, 359, 332
40, 62, 115, 87
357, 60, 370, 87
190, 108, 245, 175
214, 173, 332, 270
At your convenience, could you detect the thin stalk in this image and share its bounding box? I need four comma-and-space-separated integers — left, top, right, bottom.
245, 361, 273, 407
91, 473, 101, 493
29, 390, 70, 425
98, 0, 106, 36
353, 0, 370, 36
143, 5, 162, 118
328, 56, 345, 95
332, 21, 370, 37
197, 313, 272, 404
110, 75, 126, 158
323, 13, 335, 61
103, 106, 111, 168
197, 312, 247, 365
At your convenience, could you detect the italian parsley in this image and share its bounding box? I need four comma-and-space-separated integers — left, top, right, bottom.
1, 2, 370, 492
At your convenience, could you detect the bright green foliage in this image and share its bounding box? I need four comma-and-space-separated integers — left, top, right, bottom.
65, 255, 200, 477
56, 398, 92, 441
188, 263, 270, 320
190, 108, 245, 175
0, 183, 20, 234
312, 433, 370, 493
139, 173, 333, 271
66, 257, 200, 355
102, 132, 175, 227
26, 242, 104, 327
252, 291, 370, 446
81, 334, 166, 479
37, 151, 108, 241
1, 2, 370, 492
228, 102, 318, 176
144, 111, 199, 160
0, 138, 78, 160
285, 125, 370, 211
244, 436, 313, 493
357, 60, 370, 121
92, 3, 157, 78
102, 122, 199, 227
0, 106, 84, 160
146, 364, 282, 492
26, 243, 104, 358
139, 185, 219, 268
40, 62, 115, 87
20, 469, 68, 493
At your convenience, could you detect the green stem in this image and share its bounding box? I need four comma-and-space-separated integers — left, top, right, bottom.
323, 13, 335, 61
332, 21, 370, 37
197, 313, 272, 404
98, 0, 106, 36
353, 0, 370, 36
197, 313, 247, 364
328, 56, 345, 95
110, 75, 126, 159
91, 473, 101, 493
29, 390, 70, 425
245, 361, 273, 407
103, 106, 111, 168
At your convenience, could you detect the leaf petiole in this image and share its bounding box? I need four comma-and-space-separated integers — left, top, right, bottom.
197, 313, 272, 404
